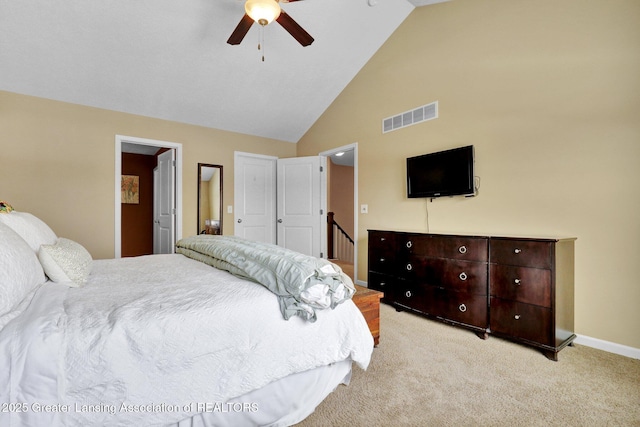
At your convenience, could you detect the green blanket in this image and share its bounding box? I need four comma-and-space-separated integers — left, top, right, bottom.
176, 235, 355, 322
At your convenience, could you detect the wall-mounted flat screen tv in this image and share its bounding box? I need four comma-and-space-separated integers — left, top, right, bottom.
406, 145, 475, 198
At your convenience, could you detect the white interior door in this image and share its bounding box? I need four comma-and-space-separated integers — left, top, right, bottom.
155, 149, 176, 253
153, 167, 160, 254
234, 152, 326, 257
234, 152, 277, 244
276, 156, 325, 257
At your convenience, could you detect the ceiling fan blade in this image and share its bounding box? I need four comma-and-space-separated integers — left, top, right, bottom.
276, 11, 314, 47
227, 14, 254, 45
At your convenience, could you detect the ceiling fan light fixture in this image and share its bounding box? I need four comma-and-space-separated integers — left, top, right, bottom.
245, 0, 281, 26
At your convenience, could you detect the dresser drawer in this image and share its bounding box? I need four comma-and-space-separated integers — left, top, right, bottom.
368, 250, 396, 275
403, 257, 487, 295
367, 272, 395, 294
490, 297, 552, 346
368, 231, 396, 251
393, 282, 429, 312
368, 231, 397, 274
490, 239, 552, 269
425, 287, 488, 329
399, 234, 488, 262
490, 264, 551, 307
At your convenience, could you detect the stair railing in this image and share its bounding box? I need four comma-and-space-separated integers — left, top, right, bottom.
327, 212, 354, 263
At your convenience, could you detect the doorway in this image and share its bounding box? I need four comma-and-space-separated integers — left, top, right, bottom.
114, 135, 183, 258
320, 143, 358, 283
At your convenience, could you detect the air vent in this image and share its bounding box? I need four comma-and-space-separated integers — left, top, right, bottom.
382, 101, 438, 133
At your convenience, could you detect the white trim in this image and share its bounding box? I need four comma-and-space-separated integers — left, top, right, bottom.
319, 155, 328, 259
319, 143, 359, 283
115, 135, 183, 258
574, 334, 640, 360
234, 151, 278, 161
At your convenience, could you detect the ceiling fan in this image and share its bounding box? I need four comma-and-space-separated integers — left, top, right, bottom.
227, 0, 314, 47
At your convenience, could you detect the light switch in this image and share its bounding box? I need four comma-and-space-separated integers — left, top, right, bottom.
360, 204, 368, 214
227, 205, 233, 214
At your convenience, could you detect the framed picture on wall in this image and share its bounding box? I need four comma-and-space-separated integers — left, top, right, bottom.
121, 175, 140, 204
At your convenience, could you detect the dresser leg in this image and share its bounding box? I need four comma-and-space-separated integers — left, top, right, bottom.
542, 349, 559, 361
475, 331, 489, 340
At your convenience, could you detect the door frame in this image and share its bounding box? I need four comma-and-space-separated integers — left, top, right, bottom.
319, 142, 360, 284
115, 135, 183, 258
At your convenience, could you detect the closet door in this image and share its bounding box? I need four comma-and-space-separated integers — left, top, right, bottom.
234, 152, 326, 258
233, 152, 277, 245
276, 156, 324, 257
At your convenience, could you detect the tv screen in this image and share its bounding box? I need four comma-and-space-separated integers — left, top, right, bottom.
406, 145, 475, 198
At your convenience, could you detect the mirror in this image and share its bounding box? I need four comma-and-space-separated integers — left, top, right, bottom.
197, 163, 223, 235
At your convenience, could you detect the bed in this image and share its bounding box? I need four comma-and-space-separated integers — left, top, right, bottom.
0, 208, 374, 427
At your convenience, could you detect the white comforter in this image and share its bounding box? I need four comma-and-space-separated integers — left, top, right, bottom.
0, 254, 373, 427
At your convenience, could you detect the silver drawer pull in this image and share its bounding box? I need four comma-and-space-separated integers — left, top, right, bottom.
514, 278, 521, 285
406, 263, 413, 271
514, 248, 522, 254
380, 237, 386, 242
459, 272, 468, 281
458, 245, 467, 254
379, 258, 385, 263
380, 282, 386, 287
405, 290, 412, 298
406, 241, 413, 249
459, 304, 467, 312
514, 314, 521, 320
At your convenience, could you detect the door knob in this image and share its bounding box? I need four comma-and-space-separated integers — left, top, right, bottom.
237, 219, 242, 223
278, 219, 283, 223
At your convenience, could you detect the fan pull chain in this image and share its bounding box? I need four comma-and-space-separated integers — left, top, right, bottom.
258, 25, 265, 62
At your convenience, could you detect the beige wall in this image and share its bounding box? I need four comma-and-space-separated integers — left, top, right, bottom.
297, 0, 640, 349
1, 90, 296, 259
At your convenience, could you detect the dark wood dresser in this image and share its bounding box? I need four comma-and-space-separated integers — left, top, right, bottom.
368, 230, 576, 360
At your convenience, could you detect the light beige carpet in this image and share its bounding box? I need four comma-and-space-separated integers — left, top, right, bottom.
298, 304, 640, 426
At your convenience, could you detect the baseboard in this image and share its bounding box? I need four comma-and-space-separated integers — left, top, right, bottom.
574, 335, 640, 360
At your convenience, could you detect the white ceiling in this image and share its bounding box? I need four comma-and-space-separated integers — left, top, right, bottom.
0, 0, 448, 143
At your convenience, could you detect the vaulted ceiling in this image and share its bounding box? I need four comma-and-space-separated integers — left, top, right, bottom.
0, 0, 448, 143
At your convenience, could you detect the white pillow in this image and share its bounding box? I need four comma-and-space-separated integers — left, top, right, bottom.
0, 211, 57, 252
38, 238, 93, 287
0, 222, 46, 317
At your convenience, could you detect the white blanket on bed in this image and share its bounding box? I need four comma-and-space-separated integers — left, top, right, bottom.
0, 254, 373, 427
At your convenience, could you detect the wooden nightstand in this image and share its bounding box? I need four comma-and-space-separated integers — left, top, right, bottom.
352, 285, 384, 346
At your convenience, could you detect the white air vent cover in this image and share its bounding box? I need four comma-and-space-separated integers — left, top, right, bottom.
382, 101, 438, 133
